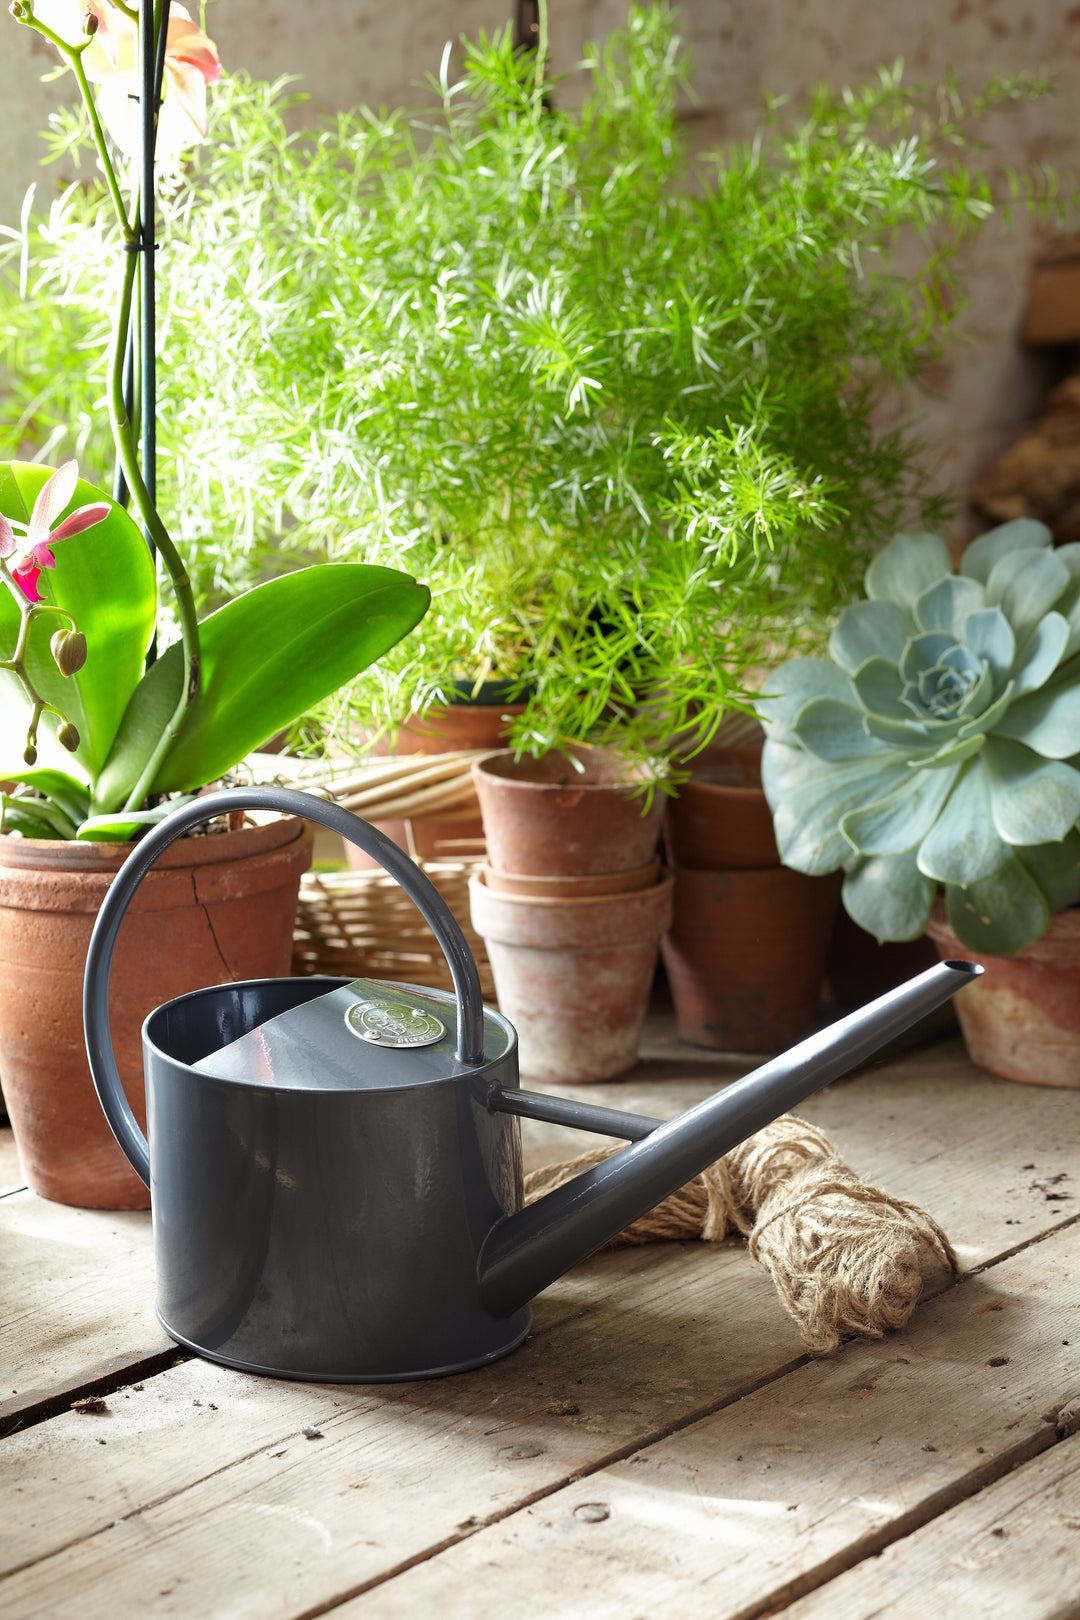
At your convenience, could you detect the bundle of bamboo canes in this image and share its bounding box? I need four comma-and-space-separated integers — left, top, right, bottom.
240, 749, 487, 825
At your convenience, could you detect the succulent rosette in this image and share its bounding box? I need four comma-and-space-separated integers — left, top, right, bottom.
758, 520, 1080, 955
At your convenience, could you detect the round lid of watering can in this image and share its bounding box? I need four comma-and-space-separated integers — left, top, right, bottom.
191, 976, 514, 1093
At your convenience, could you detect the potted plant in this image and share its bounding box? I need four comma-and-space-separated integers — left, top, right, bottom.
757, 520, 1080, 1086
0, 8, 1051, 769
0, 0, 429, 1206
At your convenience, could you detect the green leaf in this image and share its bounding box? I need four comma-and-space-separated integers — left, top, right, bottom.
960, 518, 1053, 585
828, 600, 913, 676
993, 670, 1080, 759
863, 710, 957, 749
984, 736, 1080, 846
76, 795, 199, 842
916, 760, 1009, 885
913, 575, 986, 637
842, 852, 935, 942
756, 659, 853, 741
791, 698, 888, 761
865, 532, 952, 611
957, 678, 1016, 742
0, 463, 156, 782
839, 760, 960, 856
761, 738, 909, 874
95, 564, 430, 810
0, 767, 90, 826
961, 608, 1015, 687
922, 732, 987, 770
852, 657, 911, 720
899, 632, 957, 685
985, 547, 1071, 639
1011, 611, 1069, 696
1018, 828, 1080, 913
944, 856, 1050, 956
1, 795, 67, 840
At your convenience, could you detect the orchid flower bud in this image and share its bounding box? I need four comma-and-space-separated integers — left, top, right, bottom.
51, 628, 87, 677
23, 743, 37, 766
83, 7, 98, 35
9, 3, 28, 21
57, 721, 80, 753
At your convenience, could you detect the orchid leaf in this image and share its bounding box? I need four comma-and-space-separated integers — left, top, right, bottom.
984, 736, 1080, 846
0, 794, 69, 840
842, 852, 935, 942
0, 462, 155, 781
960, 518, 1052, 585
944, 857, 1049, 956
77, 795, 200, 842
915, 761, 1009, 885
0, 767, 90, 828
864, 532, 952, 610
94, 564, 429, 811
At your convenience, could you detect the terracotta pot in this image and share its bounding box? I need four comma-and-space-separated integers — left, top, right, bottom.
825, 906, 941, 1008
345, 701, 528, 869
480, 859, 660, 899
925, 902, 1080, 1086
660, 866, 841, 1051
666, 751, 779, 871
469, 870, 674, 1083
473, 747, 664, 877
0, 816, 313, 1208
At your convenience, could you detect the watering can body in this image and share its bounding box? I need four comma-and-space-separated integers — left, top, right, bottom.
84, 787, 980, 1383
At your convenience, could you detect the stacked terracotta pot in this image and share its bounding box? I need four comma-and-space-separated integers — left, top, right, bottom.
469, 748, 673, 1082
660, 736, 840, 1052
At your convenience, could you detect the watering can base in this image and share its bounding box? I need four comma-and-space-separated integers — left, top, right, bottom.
156, 1308, 534, 1384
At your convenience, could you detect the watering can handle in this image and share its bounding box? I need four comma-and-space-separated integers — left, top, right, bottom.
83, 786, 487, 1188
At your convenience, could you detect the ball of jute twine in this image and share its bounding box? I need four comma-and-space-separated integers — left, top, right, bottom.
525, 1114, 957, 1355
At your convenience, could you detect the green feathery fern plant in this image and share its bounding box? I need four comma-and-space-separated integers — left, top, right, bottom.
0, 3, 1062, 764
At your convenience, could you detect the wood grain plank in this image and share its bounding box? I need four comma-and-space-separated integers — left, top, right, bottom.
2, 1198, 1078, 1616
0, 1123, 24, 1195
779, 1429, 1080, 1620
318, 1221, 1080, 1620
0, 1197, 167, 1427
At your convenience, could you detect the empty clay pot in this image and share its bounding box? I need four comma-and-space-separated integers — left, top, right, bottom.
346, 701, 528, 868
480, 860, 660, 899
665, 746, 778, 870
469, 870, 674, 1082
925, 902, 1080, 1086
0, 817, 313, 1207
473, 747, 664, 877
660, 865, 841, 1051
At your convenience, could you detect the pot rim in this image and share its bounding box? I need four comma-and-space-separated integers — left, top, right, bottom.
471, 867, 673, 910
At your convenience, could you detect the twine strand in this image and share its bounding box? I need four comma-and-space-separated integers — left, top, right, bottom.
524, 1114, 957, 1355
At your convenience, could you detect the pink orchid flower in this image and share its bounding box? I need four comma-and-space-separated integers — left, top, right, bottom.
0, 462, 110, 604
33, 1, 222, 160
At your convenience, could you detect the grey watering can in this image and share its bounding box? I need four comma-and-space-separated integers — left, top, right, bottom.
84, 786, 979, 1383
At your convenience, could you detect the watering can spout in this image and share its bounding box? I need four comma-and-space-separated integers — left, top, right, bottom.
479, 958, 981, 1318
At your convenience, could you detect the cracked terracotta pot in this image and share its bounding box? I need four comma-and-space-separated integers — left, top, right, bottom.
925, 901, 1080, 1086
0, 815, 313, 1207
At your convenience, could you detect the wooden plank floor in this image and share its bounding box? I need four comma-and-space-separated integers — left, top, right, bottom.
2, 1030, 1079, 1619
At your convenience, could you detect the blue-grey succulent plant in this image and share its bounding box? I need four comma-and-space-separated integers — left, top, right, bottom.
758, 520, 1080, 955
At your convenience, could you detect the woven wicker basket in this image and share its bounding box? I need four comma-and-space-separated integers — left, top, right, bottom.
292, 860, 497, 1005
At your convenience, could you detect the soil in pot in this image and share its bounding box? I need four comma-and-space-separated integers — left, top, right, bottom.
925, 901, 1080, 1086
0, 815, 313, 1208
473, 746, 664, 877
469, 869, 674, 1082
660, 866, 841, 1051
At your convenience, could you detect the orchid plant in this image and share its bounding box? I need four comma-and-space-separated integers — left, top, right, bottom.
1, 0, 428, 840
